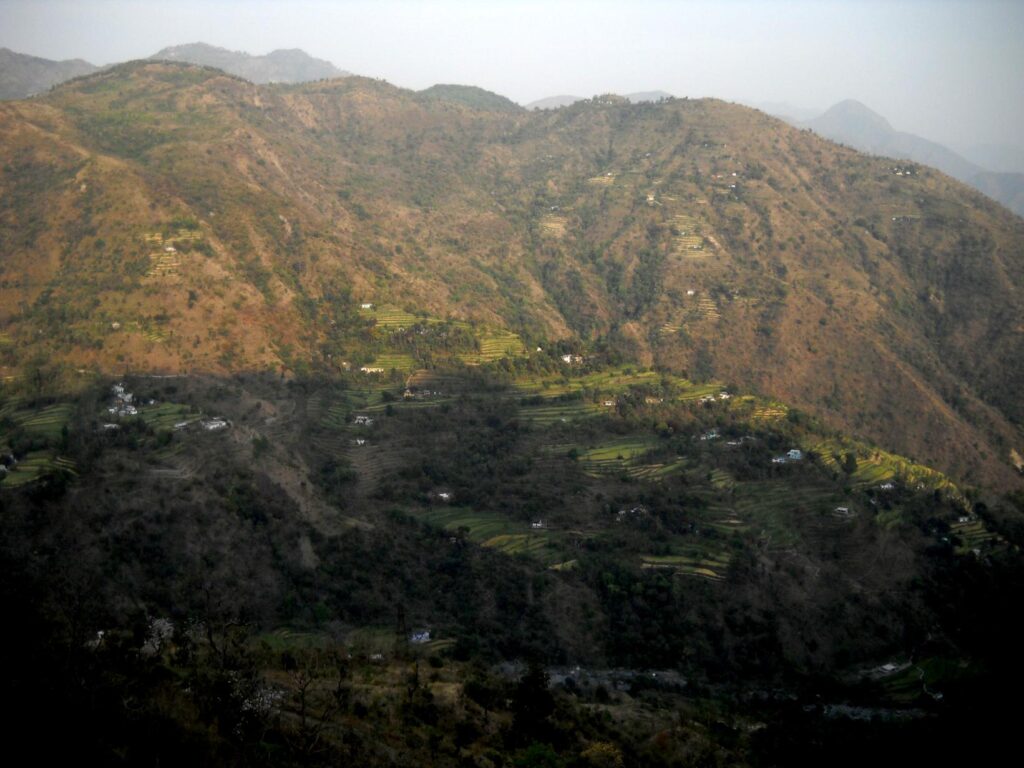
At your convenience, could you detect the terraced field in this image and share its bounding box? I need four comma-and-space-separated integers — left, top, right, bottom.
676, 381, 724, 402
577, 436, 664, 478
1, 451, 76, 487
950, 517, 998, 555
139, 402, 195, 429
361, 305, 420, 330
515, 367, 659, 398
731, 479, 846, 547
518, 399, 605, 425
640, 546, 731, 581
812, 438, 963, 500
370, 353, 417, 373
9, 402, 74, 440
539, 214, 568, 238
416, 507, 564, 565
460, 328, 526, 365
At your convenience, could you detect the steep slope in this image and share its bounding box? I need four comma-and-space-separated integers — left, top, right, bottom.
150, 42, 350, 83
0, 61, 1022, 489
806, 99, 1024, 216
0, 47, 99, 99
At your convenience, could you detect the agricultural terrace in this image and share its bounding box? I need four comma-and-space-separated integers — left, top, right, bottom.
812, 438, 964, 502
539, 214, 568, 238
1, 451, 77, 488
358, 304, 527, 366
415, 507, 568, 566
640, 546, 731, 582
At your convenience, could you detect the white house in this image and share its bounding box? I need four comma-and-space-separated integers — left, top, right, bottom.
531, 520, 546, 529
353, 415, 374, 426
410, 630, 431, 644
787, 449, 804, 461
360, 303, 374, 309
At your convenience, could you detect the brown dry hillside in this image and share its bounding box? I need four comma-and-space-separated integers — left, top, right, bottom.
1, 61, 1022, 489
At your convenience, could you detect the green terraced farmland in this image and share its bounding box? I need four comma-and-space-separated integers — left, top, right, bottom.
370, 353, 417, 373
640, 546, 731, 581
950, 518, 996, 555
515, 367, 659, 398
361, 305, 421, 330
518, 400, 605, 425
812, 438, 963, 500
11, 403, 74, 440
139, 402, 194, 429
416, 507, 563, 564
1, 451, 76, 488
676, 381, 724, 402
578, 436, 662, 477
459, 328, 527, 364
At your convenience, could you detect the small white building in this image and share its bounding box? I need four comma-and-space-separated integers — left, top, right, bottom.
353, 415, 374, 426
360, 303, 374, 309
438, 491, 452, 502
531, 520, 546, 529
410, 630, 431, 644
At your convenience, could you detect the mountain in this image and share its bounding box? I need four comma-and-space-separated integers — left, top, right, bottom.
625, 90, 673, 103
417, 83, 521, 112
149, 42, 349, 83
526, 91, 674, 110
525, 94, 584, 110
0, 47, 99, 100
806, 99, 1024, 216
0, 61, 1022, 491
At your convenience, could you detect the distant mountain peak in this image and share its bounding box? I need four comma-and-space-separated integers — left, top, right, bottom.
0, 47, 99, 100
149, 42, 349, 84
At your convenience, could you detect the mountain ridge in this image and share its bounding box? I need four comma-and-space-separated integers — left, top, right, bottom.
0, 60, 1021, 490
803, 99, 1024, 217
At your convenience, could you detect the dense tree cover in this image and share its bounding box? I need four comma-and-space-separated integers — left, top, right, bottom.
1, 371, 1022, 764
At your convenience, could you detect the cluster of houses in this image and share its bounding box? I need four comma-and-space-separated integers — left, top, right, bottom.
410, 629, 431, 645
352, 415, 374, 426
108, 383, 139, 418
560, 354, 584, 365
404, 388, 444, 400
890, 165, 917, 177
698, 391, 732, 404
615, 505, 648, 523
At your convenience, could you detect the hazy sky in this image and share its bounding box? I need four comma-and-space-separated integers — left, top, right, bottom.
2, 0, 1022, 151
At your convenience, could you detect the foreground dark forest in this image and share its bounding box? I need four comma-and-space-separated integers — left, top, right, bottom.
3, 365, 1022, 765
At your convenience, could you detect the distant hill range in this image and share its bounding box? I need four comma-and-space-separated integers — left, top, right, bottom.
789, 99, 1024, 217
525, 90, 674, 110
0, 47, 99, 99
0, 43, 350, 99
149, 43, 350, 84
